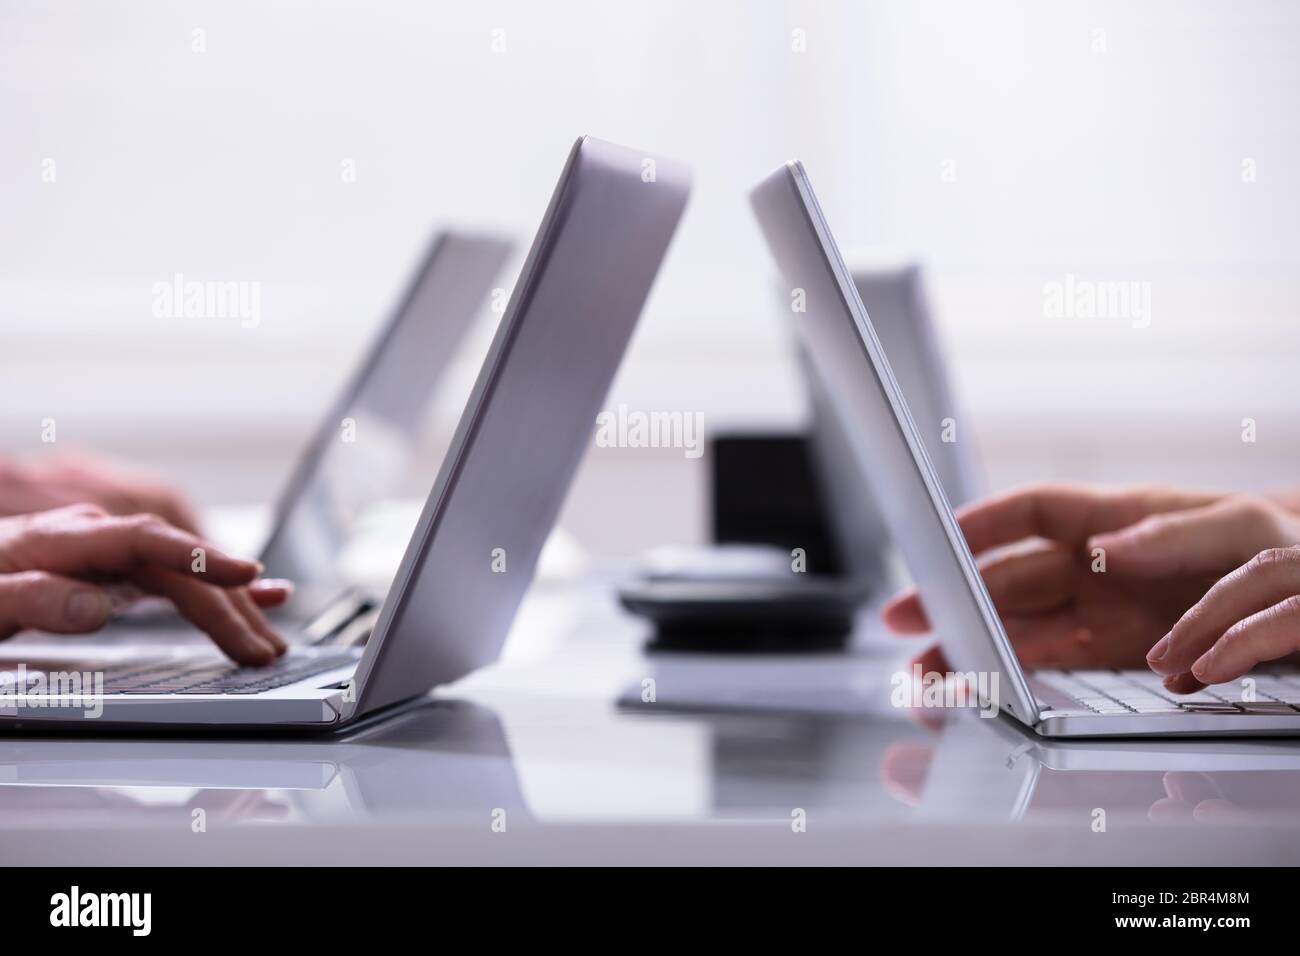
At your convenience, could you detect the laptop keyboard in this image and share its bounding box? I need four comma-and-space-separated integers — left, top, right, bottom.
96, 652, 357, 696
1033, 669, 1300, 716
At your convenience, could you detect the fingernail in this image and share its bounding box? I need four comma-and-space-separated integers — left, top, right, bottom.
1147, 635, 1170, 663
251, 578, 294, 593
65, 590, 112, 629
1191, 648, 1216, 682
245, 637, 278, 665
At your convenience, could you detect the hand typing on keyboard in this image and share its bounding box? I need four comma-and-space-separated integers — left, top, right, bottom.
0, 504, 292, 665
1148, 545, 1300, 693
881, 483, 1300, 690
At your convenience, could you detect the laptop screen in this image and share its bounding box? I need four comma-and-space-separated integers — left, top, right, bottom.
750, 161, 1038, 724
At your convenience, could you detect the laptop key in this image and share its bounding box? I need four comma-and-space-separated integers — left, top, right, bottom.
1178, 702, 1243, 713
1083, 701, 1131, 715
1128, 697, 1190, 712
1237, 702, 1300, 715
1251, 680, 1300, 704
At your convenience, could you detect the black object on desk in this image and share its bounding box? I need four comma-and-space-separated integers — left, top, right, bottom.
710, 433, 843, 574
618, 432, 869, 651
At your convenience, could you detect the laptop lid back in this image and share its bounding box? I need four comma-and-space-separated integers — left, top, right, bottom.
750, 162, 1037, 725
258, 231, 513, 616
797, 260, 980, 584
847, 258, 979, 508
350, 137, 691, 715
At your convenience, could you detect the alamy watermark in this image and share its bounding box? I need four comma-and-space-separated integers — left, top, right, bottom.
151, 273, 262, 328
0, 665, 104, 719
595, 404, 704, 459
1043, 273, 1151, 329
890, 664, 1000, 718
50, 886, 150, 935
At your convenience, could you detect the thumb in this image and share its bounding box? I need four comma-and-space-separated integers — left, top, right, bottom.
1087, 499, 1268, 577
0, 571, 113, 639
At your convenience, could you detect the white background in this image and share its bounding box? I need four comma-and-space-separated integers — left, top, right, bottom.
3, 0, 1298, 555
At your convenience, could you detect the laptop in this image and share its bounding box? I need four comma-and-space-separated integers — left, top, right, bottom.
617, 259, 975, 642
258, 230, 514, 616
119, 228, 513, 626
821, 257, 980, 512
0, 136, 690, 730
750, 159, 1300, 738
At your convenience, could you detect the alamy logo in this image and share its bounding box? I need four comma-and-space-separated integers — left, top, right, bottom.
595, 404, 704, 459
50, 886, 151, 936
890, 664, 1000, 718
151, 273, 262, 328
1042, 273, 1151, 328
0, 666, 104, 719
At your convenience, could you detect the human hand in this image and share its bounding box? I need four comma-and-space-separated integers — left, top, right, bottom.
881, 483, 1243, 671
0, 452, 203, 535
1147, 544, 1300, 692
0, 504, 290, 664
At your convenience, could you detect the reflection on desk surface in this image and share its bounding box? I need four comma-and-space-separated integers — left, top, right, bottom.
0, 700, 526, 827
914, 709, 1300, 826
2, 589, 1299, 833
4, 680, 1300, 831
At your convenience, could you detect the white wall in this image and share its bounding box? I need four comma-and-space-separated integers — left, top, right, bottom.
2, 0, 1298, 556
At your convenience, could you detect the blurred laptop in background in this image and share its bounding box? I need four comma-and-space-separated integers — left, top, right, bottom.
619, 256, 978, 648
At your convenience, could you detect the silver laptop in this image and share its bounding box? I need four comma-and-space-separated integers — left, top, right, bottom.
119, 229, 512, 626
750, 160, 1300, 738
821, 258, 979, 504
0, 136, 690, 730
616, 257, 976, 635
795, 259, 982, 592
258, 230, 514, 617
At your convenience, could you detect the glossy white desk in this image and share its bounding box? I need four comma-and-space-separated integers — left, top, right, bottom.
5, 583, 1300, 865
